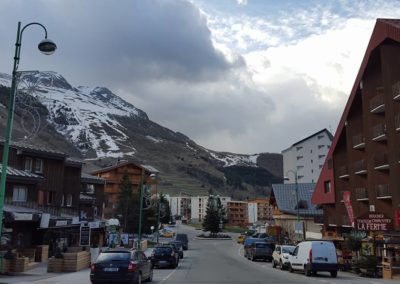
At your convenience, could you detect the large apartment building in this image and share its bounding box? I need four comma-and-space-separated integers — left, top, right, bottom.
247, 198, 273, 221
190, 196, 231, 223
312, 19, 400, 246
282, 129, 332, 184
227, 201, 248, 227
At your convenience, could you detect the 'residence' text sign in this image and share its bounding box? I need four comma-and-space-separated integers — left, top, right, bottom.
356, 213, 392, 231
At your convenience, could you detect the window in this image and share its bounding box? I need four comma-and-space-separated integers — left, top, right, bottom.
311, 169, 314, 173
34, 159, 43, 173
296, 156, 303, 160
296, 146, 303, 151
24, 158, 32, 172
324, 181, 331, 193
310, 149, 313, 153
311, 159, 313, 163
13, 186, 27, 202
66, 194, 73, 207
318, 145, 324, 149
47, 191, 55, 205
86, 184, 95, 194
317, 135, 324, 139
319, 165, 323, 169
319, 155, 325, 159
38, 190, 44, 205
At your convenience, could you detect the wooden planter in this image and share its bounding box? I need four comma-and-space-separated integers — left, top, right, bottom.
47, 257, 63, 273
1, 259, 11, 273
35, 245, 49, 262
10, 257, 29, 272
62, 251, 90, 272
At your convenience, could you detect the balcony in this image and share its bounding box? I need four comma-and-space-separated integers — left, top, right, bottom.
374, 153, 389, 170
395, 114, 400, 132
327, 216, 337, 227
371, 123, 387, 142
355, 187, 368, 201
370, 90, 385, 114
354, 159, 367, 175
342, 215, 352, 227
337, 165, 349, 179
352, 133, 365, 149
393, 81, 400, 100
376, 184, 391, 199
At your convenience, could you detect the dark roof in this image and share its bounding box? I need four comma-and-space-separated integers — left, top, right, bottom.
81, 172, 105, 184
271, 183, 322, 217
289, 128, 333, 148
0, 164, 43, 180
65, 158, 83, 167
91, 160, 159, 175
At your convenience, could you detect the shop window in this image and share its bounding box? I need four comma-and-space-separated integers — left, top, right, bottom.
13, 186, 27, 202
47, 191, 56, 205
24, 158, 32, 172
66, 194, 73, 207
34, 159, 43, 173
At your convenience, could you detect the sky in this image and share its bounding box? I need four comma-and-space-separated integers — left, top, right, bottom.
1, 0, 400, 154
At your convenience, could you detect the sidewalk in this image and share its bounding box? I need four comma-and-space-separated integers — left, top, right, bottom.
0, 262, 66, 284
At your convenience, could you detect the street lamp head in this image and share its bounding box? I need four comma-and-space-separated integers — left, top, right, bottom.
38, 38, 57, 55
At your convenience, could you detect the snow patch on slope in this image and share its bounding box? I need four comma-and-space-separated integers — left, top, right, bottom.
210, 152, 259, 167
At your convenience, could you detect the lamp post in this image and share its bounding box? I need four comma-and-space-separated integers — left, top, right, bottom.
0, 22, 57, 238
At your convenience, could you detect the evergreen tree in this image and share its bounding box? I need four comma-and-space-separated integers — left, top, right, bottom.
159, 193, 172, 224
202, 195, 223, 236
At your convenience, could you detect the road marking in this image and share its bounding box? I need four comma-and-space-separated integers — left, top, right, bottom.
159, 267, 178, 283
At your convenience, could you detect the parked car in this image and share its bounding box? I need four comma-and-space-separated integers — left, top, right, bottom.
243, 238, 266, 259
162, 243, 181, 263
237, 234, 246, 244
175, 233, 189, 250
90, 249, 153, 284
169, 241, 184, 259
247, 242, 274, 262
272, 245, 295, 270
150, 246, 179, 268
288, 240, 338, 277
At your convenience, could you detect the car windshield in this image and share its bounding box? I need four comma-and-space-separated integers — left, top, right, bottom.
96, 252, 130, 262
282, 247, 295, 253
255, 243, 268, 248
154, 247, 172, 254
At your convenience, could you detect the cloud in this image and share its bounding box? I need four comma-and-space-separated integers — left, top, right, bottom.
236, 0, 248, 6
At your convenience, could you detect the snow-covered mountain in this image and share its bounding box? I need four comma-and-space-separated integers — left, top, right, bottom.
0, 71, 282, 198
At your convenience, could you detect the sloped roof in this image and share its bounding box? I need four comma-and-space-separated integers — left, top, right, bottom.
282, 128, 333, 153
312, 18, 400, 205
0, 140, 67, 158
0, 164, 43, 180
91, 160, 159, 175
81, 172, 105, 184
272, 183, 322, 216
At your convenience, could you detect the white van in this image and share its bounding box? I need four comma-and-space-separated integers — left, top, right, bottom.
288, 240, 338, 277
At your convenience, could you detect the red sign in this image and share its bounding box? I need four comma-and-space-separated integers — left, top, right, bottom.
395, 209, 400, 226
343, 191, 354, 227
356, 213, 392, 231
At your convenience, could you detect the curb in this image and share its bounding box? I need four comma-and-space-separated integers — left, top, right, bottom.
194, 237, 232, 240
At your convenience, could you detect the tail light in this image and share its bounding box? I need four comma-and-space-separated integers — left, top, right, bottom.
128, 261, 137, 272
309, 249, 312, 263
90, 263, 96, 272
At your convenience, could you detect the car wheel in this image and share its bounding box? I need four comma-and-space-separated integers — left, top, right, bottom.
305, 266, 311, 277
251, 254, 256, 261
133, 273, 142, 284
330, 270, 337, 278
280, 260, 284, 270
289, 264, 294, 273
146, 269, 153, 282
272, 260, 276, 268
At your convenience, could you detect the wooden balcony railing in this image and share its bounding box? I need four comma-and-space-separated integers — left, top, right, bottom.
392, 81, 400, 100
352, 133, 365, 149
371, 123, 387, 141
370, 92, 385, 113
395, 114, 400, 131
4, 197, 79, 217
355, 187, 368, 200
337, 165, 349, 178
374, 153, 389, 170
376, 184, 391, 199
354, 159, 367, 174
327, 216, 337, 226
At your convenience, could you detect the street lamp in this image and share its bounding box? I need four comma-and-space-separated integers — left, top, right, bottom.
0, 22, 57, 237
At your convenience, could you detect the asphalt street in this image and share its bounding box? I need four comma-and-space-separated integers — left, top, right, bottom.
0, 224, 394, 284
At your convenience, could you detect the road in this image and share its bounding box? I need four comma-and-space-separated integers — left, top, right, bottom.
2, 224, 393, 284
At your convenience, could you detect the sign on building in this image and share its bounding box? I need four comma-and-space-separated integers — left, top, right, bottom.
356, 213, 392, 231
79, 224, 91, 246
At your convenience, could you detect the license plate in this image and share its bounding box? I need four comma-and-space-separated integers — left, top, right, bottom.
104, 267, 119, 272
158, 261, 167, 264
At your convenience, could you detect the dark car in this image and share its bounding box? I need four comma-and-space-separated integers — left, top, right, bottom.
248, 242, 275, 262
151, 246, 179, 268
175, 233, 189, 250
243, 238, 266, 258
168, 241, 184, 259
90, 249, 153, 284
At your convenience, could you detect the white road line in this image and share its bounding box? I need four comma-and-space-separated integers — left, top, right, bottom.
159, 268, 178, 283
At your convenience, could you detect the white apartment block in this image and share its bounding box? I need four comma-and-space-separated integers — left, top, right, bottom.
248, 202, 258, 224
282, 129, 332, 184
190, 196, 231, 223
169, 196, 191, 219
